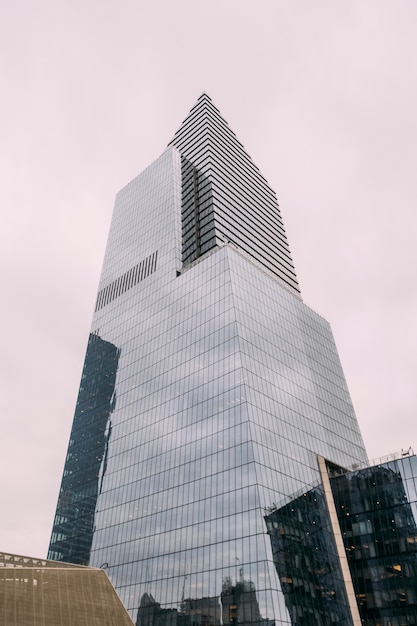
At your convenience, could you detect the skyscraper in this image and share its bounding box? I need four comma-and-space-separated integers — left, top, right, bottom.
49, 94, 368, 624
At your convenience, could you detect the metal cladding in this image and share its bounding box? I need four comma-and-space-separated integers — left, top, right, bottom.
0, 552, 134, 626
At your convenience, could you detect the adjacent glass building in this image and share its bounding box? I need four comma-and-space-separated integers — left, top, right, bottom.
48, 94, 368, 624
266, 453, 417, 625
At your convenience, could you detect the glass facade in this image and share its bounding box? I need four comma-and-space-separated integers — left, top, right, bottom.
49, 95, 368, 624
266, 455, 417, 625
265, 486, 352, 625
332, 457, 417, 625
49, 332, 120, 565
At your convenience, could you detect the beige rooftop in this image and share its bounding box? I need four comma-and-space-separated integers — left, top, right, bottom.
0, 551, 134, 626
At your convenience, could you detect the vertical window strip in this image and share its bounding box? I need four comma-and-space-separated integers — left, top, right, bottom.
118, 275, 123, 295
121, 271, 127, 294
120, 272, 126, 295
99, 285, 107, 311
153, 250, 158, 272
99, 288, 105, 310
108, 280, 115, 303
110, 280, 117, 305
118, 273, 124, 297
133, 263, 139, 287
116, 275, 122, 298
139, 259, 145, 282
114, 278, 119, 301
128, 268, 134, 290
144, 255, 150, 279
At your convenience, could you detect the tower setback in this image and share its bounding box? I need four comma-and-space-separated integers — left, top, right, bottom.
49, 94, 367, 624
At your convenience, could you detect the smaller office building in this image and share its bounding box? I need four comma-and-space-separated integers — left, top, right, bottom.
265, 452, 417, 626
0, 551, 134, 626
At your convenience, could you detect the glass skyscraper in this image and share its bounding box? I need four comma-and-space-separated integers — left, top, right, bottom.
49, 94, 368, 625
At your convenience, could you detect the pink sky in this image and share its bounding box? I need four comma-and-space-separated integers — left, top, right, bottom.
1, 0, 416, 558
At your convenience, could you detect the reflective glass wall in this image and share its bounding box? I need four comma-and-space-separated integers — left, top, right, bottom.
49, 97, 368, 625
266, 455, 417, 625
265, 487, 352, 625
332, 456, 417, 625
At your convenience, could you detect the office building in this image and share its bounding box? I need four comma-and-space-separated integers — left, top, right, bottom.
266, 451, 417, 625
48, 94, 368, 624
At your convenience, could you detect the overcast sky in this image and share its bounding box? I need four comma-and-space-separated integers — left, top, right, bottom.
1, 0, 416, 559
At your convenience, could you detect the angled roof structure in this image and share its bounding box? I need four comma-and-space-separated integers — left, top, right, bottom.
0, 551, 134, 626
168, 93, 300, 295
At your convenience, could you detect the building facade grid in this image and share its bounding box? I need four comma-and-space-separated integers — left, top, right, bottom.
49, 95, 368, 625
